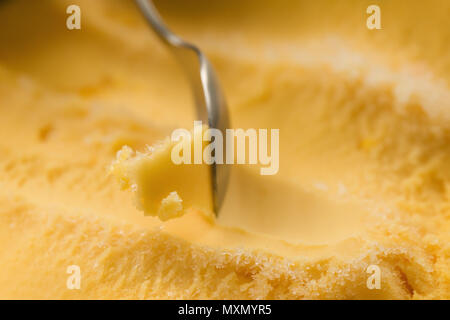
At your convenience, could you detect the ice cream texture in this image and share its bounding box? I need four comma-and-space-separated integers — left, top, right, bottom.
0, 0, 449, 299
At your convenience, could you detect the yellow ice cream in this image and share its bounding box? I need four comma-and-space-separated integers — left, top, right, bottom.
0, 0, 449, 299
109, 126, 214, 221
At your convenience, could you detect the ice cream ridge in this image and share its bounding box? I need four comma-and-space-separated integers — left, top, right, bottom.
0, 0, 449, 299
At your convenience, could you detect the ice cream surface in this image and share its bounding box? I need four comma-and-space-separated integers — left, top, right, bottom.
0, 0, 449, 299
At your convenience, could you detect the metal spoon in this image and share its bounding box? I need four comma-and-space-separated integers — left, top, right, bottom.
135, 0, 230, 216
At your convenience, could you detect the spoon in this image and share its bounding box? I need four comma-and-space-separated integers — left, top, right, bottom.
135, 0, 230, 216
